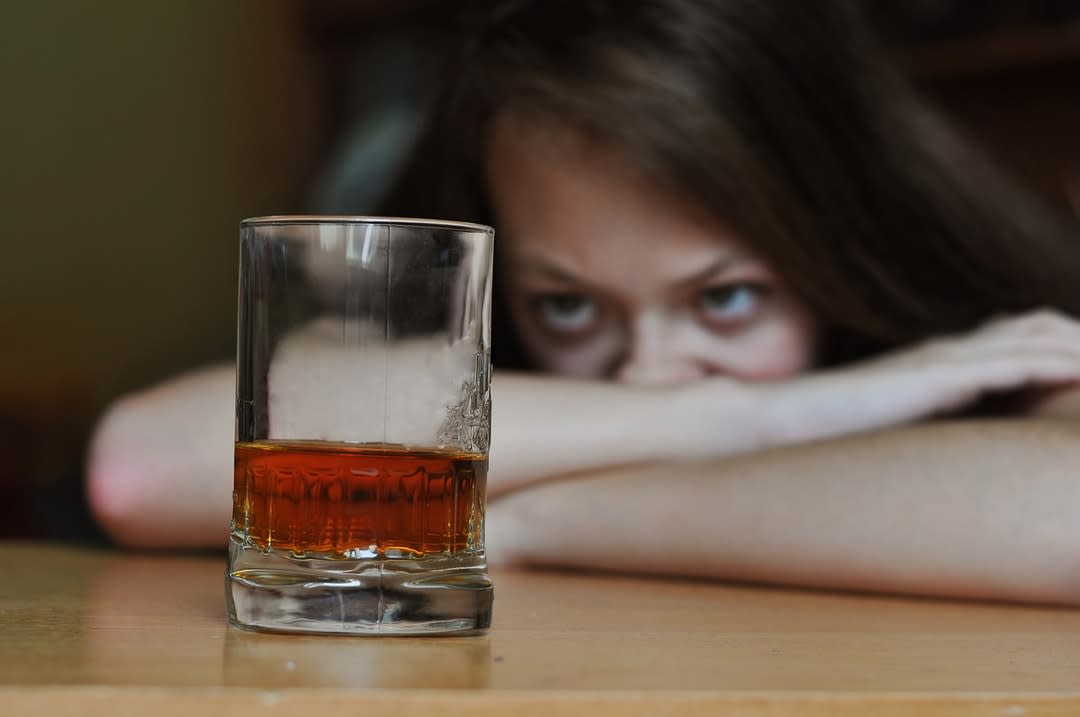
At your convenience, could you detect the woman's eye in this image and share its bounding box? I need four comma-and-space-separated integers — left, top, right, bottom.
697, 284, 766, 326
534, 294, 598, 333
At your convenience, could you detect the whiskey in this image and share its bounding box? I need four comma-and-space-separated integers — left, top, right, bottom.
232, 441, 486, 558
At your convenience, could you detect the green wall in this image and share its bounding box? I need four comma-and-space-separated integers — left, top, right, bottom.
0, 0, 320, 409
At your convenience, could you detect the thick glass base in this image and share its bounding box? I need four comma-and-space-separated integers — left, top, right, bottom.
226, 539, 493, 635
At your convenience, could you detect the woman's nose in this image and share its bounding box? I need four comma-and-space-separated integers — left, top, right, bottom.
613, 314, 709, 387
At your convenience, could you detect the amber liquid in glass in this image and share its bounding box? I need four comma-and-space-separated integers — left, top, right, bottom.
232, 441, 486, 558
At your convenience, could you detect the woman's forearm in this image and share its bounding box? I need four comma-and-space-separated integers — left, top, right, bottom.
488, 418, 1080, 605
487, 373, 758, 497
86, 367, 758, 546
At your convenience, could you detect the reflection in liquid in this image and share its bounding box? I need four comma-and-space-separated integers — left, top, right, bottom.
224, 630, 491, 689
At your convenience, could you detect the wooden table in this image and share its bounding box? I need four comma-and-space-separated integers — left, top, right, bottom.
2, 543, 1080, 716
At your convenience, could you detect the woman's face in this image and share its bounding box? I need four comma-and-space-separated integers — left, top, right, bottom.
487, 113, 819, 386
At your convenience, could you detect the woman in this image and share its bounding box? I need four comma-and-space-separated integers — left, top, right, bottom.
89, 0, 1080, 603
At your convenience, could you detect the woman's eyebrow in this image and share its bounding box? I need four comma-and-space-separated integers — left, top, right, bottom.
515, 254, 755, 290
513, 257, 591, 287
672, 256, 742, 289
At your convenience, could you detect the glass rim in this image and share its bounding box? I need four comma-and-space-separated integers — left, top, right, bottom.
241, 215, 493, 234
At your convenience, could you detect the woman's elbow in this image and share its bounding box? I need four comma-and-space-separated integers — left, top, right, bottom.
85, 370, 234, 549
86, 396, 162, 548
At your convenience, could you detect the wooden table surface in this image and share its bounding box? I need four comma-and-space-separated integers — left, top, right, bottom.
2, 543, 1080, 716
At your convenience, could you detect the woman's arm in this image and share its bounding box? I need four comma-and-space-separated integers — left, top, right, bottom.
487, 373, 757, 498
492, 311, 1080, 494
87, 310, 1080, 548
85, 365, 755, 547
488, 418, 1080, 605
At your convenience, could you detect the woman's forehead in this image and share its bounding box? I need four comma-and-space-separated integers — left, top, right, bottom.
487, 109, 749, 261
487, 108, 593, 166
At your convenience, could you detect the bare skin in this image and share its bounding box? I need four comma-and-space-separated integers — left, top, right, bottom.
487, 419, 1080, 605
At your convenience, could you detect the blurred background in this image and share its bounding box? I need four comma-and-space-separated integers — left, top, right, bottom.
2, 0, 1078, 542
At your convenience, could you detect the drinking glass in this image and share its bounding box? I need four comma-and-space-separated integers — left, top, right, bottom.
226, 216, 494, 635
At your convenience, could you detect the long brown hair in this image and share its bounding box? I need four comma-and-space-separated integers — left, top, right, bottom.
381, 0, 1080, 369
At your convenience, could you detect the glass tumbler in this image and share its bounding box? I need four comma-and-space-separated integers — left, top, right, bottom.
226, 216, 494, 635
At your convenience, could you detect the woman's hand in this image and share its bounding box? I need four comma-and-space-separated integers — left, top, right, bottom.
747, 309, 1080, 447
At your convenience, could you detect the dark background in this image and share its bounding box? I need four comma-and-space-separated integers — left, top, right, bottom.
2, 0, 1078, 542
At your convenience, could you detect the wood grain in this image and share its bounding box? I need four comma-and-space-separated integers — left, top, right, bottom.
3, 543, 1080, 715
